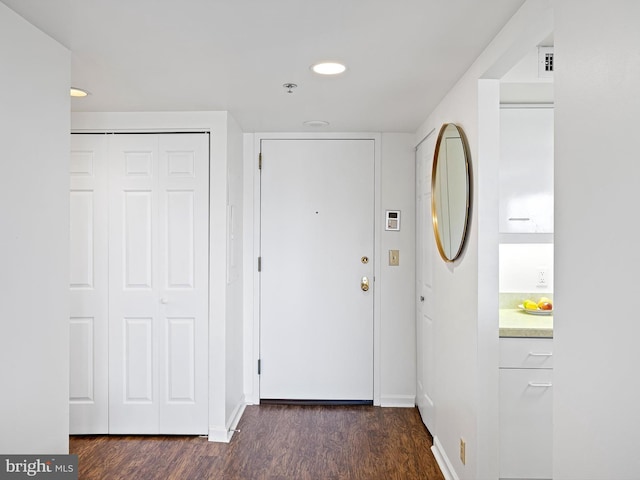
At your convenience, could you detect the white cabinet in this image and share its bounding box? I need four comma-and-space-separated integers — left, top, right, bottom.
499, 338, 553, 479
499, 107, 554, 234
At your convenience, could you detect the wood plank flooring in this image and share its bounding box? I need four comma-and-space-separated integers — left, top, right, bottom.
70, 405, 445, 480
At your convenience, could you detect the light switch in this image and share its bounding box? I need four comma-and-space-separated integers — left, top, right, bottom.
389, 250, 400, 266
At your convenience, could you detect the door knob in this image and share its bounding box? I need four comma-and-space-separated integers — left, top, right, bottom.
361, 276, 369, 292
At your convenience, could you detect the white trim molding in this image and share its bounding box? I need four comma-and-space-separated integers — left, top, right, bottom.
431, 436, 460, 480
379, 395, 416, 408
209, 402, 247, 443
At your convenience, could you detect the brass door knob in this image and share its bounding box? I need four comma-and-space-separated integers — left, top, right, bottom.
361, 276, 369, 292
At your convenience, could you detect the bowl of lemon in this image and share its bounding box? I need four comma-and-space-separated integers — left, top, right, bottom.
519, 297, 553, 315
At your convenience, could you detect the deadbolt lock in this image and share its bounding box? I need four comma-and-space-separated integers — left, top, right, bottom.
361, 256, 369, 264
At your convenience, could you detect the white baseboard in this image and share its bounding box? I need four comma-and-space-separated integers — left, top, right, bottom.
226, 401, 247, 437
208, 425, 230, 443
431, 435, 459, 480
208, 399, 247, 443
379, 395, 416, 408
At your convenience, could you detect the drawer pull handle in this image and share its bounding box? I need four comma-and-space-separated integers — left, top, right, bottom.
528, 352, 553, 357
508, 217, 531, 221
528, 382, 553, 388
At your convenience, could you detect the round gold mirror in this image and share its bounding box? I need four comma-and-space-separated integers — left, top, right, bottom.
431, 123, 471, 262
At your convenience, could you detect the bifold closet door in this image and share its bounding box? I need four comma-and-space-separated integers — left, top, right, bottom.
107, 133, 210, 434
70, 133, 209, 435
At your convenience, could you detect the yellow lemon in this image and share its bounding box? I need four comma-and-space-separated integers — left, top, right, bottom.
523, 300, 539, 310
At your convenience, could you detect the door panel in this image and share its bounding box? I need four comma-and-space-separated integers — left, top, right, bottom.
123, 317, 154, 402
260, 139, 375, 401
69, 191, 95, 288
124, 191, 154, 288
165, 191, 195, 287
166, 318, 197, 402
69, 135, 109, 434
69, 318, 96, 401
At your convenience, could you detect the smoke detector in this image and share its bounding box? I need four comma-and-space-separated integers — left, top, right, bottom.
283, 83, 298, 93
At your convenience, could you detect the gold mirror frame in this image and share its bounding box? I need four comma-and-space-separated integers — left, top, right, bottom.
431, 123, 471, 262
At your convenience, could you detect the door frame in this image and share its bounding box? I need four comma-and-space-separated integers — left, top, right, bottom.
246, 132, 382, 405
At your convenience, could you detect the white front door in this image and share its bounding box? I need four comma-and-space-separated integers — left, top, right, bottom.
259, 139, 375, 401
106, 133, 209, 434
416, 137, 436, 431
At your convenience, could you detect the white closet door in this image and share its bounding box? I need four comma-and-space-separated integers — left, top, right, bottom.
69, 134, 109, 434
108, 134, 209, 434
416, 137, 436, 432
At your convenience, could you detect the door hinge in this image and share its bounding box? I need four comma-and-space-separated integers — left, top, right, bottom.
258, 256, 262, 272
259, 152, 262, 170
258, 359, 261, 375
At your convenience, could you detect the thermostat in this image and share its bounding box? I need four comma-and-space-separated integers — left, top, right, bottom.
385, 210, 401, 231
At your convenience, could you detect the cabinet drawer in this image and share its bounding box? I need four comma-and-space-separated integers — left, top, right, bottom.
499, 337, 553, 369
499, 368, 553, 479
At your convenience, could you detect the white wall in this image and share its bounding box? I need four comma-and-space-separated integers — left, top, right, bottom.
499, 243, 554, 293
0, 3, 70, 454
553, 2, 640, 478
242, 132, 417, 406
379, 133, 416, 406
414, 2, 552, 478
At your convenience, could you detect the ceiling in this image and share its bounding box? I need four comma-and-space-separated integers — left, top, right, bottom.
1, 0, 525, 132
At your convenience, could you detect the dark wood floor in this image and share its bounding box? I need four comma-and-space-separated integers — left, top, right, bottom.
70, 405, 445, 480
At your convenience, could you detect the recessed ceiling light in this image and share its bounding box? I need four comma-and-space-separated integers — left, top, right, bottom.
70, 87, 89, 97
303, 120, 330, 127
311, 62, 346, 75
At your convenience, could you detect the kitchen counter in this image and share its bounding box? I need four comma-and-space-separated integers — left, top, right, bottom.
499, 308, 553, 338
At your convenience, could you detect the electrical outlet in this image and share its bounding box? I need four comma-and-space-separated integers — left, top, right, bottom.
537, 268, 548, 287
460, 438, 466, 465
389, 249, 400, 266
